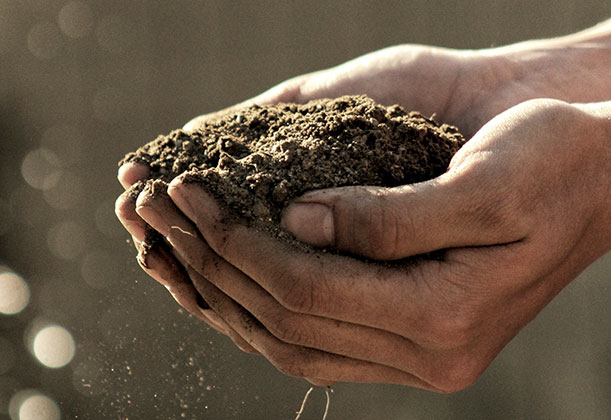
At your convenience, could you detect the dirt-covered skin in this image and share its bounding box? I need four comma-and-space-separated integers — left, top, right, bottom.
116, 22, 611, 392
120, 95, 465, 240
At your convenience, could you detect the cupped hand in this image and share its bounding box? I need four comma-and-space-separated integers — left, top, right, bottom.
139, 99, 610, 391
115, 41, 565, 262
116, 38, 590, 253
116, 44, 512, 348
117, 35, 603, 248
115, 39, 611, 388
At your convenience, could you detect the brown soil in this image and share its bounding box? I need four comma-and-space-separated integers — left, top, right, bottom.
120, 95, 465, 250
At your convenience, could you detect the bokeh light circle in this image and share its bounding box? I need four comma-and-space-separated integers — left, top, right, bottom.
0, 271, 30, 315
32, 325, 76, 369
0, 377, 20, 416
58, 1, 94, 39
9, 390, 60, 420
21, 148, 62, 190
42, 171, 83, 210
72, 359, 105, 397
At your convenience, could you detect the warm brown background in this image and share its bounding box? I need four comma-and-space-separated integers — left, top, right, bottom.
1, 1, 610, 419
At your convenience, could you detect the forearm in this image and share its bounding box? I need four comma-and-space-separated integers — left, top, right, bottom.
487, 19, 611, 103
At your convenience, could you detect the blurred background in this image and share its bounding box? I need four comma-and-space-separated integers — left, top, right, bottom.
0, 1, 610, 419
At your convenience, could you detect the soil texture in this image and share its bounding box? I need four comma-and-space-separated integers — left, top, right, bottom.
120, 95, 465, 248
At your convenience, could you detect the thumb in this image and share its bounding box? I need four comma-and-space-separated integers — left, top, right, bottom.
281, 175, 525, 260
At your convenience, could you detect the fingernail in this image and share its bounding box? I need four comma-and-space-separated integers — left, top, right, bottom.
118, 163, 150, 189
282, 203, 334, 247
167, 180, 197, 220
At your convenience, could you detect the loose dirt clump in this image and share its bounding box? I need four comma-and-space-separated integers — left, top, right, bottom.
120, 95, 465, 246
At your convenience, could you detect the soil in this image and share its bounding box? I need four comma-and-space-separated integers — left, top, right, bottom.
120, 95, 465, 251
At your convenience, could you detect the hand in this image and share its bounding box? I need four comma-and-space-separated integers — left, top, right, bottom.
116, 44, 517, 353
135, 99, 610, 390
117, 37, 593, 259
116, 24, 611, 388
117, 25, 611, 246
117, 22, 611, 246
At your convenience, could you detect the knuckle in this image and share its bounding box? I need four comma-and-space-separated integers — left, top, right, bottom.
450, 162, 533, 240
413, 268, 483, 349
447, 365, 481, 392
487, 189, 531, 234
268, 315, 310, 346
277, 279, 314, 314
273, 262, 316, 313
364, 205, 398, 260
468, 186, 517, 234
487, 182, 538, 241
256, 304, 313, 346
342, 189, 406, 260
190, 249, 217, 280
524, 98, 573, 123
426, 352, 483, 393
267, 347, 309, 378
204, 224, 230, 256
436, 364, 481, 393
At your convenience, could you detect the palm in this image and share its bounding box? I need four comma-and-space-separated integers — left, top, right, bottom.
185, 45, 538, 139
284, 46, 548, 138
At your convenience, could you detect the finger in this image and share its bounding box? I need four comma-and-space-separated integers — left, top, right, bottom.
115, 189, 147, 242
164, 179, 494, 390
134, 238, 249, 346
135, 239, 214, 325
167, 179, 439, 337
197, 294, 260, 354
186, 265, 437, 389
203, 257, 427, 377
135, 187, 260, 354
141, 186, 428, 375
280, 158, 528, 260
135, 185, 433, 373
118, 162, 150, 189
136, 237, 260, 354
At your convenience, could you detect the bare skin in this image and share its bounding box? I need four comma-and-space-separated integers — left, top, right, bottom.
116, 21, 611, 391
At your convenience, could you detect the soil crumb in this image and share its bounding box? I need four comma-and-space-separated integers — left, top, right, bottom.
120, 95, 465, 246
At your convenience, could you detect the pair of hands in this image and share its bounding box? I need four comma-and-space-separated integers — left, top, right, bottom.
116, 41, 611, 392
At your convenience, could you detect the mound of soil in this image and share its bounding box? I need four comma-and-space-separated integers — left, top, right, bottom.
120, 95, 465, 246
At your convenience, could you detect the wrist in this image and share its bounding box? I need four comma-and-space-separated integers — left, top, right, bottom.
482, 20, 611, 103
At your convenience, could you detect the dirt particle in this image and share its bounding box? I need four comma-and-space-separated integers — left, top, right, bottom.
120, 95, 465, 251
